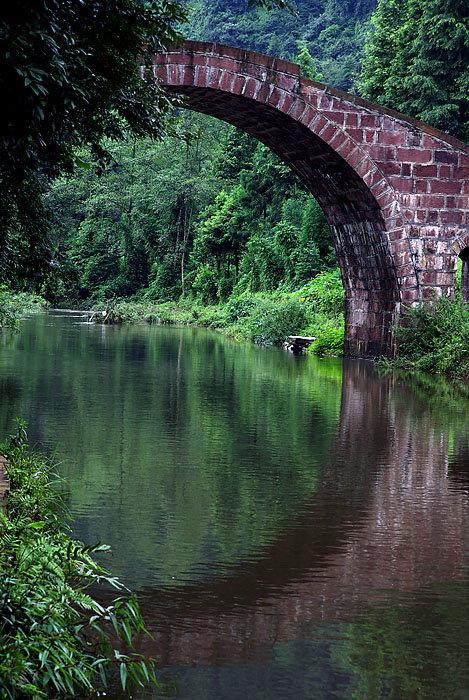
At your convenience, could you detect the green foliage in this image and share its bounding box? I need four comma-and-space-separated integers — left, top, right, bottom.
237, 296, 308, 345
309, 326, 345, 355
0, 288, 45, 331
0, 421, 157, 698
188, 0, 377, 90
358, 0, 469, 141
392, 296, 469, 377
296, 41, 324, 81
44, 117, 337, 306
0, 0, 188, 284
296, 269, 344, 317
87, 278, 346, 353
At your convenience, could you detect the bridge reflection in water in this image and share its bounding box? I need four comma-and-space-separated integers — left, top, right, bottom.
131, 361, 469, 669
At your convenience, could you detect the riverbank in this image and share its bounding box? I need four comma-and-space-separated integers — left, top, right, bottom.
88, 271, 346, 356
0, 421, 157, 698
0, 289, 46, 331
378, 296, 469, 379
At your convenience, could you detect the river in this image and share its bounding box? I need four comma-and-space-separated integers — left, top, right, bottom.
1, 310, 469, 699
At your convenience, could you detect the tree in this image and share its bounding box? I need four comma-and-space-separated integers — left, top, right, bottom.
296, 41, 324, 81
358, 0, 469, 141
0, 0, 187, 285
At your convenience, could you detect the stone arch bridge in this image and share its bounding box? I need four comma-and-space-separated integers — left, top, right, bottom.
151, 41, 469, 357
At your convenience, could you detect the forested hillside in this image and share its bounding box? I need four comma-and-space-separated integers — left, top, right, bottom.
44, 114, 334, 305
187, 0, 377, 91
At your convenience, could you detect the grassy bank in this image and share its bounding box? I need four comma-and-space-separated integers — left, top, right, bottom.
0, 288, 46, 331
380, 296, 469, 379
90, 270, 346, 356
0, 421, 157, 699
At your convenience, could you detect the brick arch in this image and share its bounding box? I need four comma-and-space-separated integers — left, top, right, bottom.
152, 41, 469, 357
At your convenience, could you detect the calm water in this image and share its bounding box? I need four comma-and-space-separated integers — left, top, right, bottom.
1, 311, 469, 699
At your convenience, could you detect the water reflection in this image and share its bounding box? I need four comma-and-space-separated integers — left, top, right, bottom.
1, 313, 469, 698
130, 361, 469, 674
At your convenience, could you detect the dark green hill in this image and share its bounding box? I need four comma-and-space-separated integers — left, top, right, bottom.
186, 0, 377, 91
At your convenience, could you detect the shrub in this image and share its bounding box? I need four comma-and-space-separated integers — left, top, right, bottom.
394, 296, 469, 377
224, 296, 258, 324
309, 326, 345, 355
0, 421, 157, 698
240, 297, 307, 345
0, 287, 45, 330
296, 268, 344, 317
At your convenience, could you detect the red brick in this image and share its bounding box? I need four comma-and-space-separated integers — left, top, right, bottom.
435, 150, 458, 164
438, 165, 452, 178
422, 135, 443, 149
361, 114, 380, 127
346, 128, 364, 142
275, 58, 298, 74
218, 71, 234, 92
153, 65, 168, 81
242, 77, 257, 99
319, 94, 333, 110
454, 166, 469, 179
329, 131, 348, 151
421, 286, 440, 299
440, 211, 463, 224
322, 110, 345, 125
364, 169, 384, 189
415, 180, 428, 193
347, 148, 365, 169
389, 177, 414, 192
181, 65, 196, 87
413, 164, 437, 177
267, 87, 282, 107
430, 181, 462, 194
367, 145, 386, 160
256, 81, 271, 103
371, 179, 389, 198
380, 162, 401, 176
346, 113, 359, 127
435, 272, 455, 285
401, 163, 411, 176
208, 56, 239, 72
377, 131, 407, 146
310, 114, 328, 135
402, 289, 420, 302
321, 123, 337, 142
289, 100, 306, 121
207, 68, 222, 89
421, 195, 445, 208
279, 93, 294, 114
301, 89, 318, 109
299, 105, 316, 126
421, 271, 436, 284
231, 74, 245, 94
152, 53, 169, 65
397, 148, 432, 163
355, 159, 371, 178
277, 72, 298, 92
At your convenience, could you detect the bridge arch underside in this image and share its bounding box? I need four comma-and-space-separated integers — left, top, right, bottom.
156, 42, 469, 358
172, 86, 398, 357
